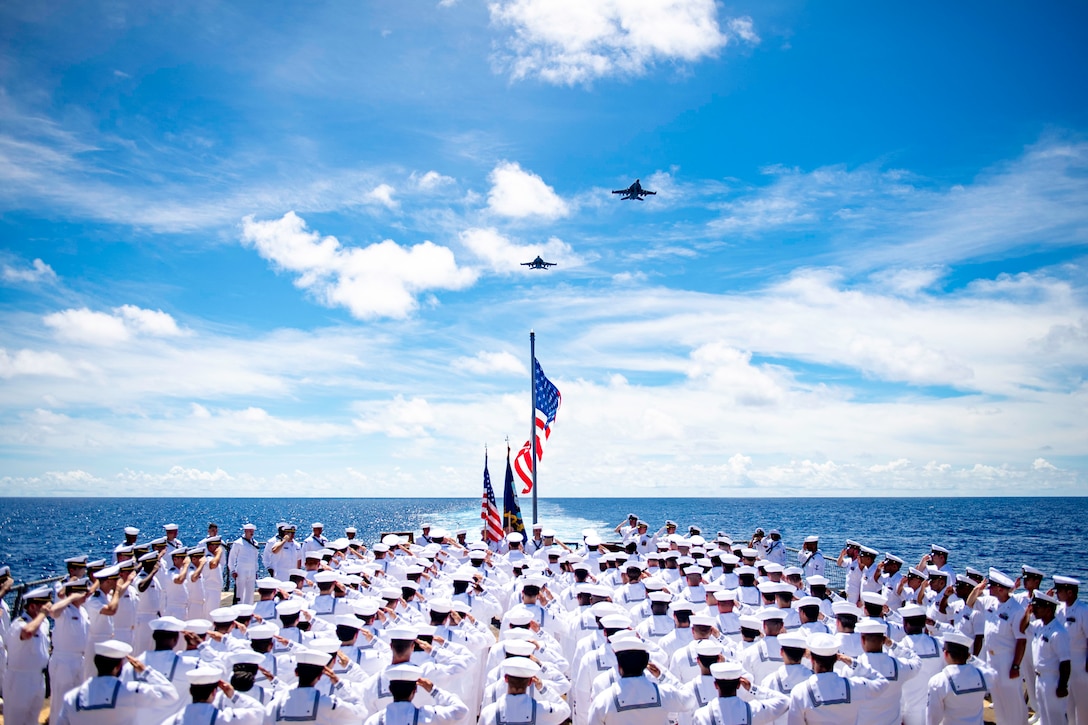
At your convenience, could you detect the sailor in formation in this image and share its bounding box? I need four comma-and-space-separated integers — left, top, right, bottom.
2, 517, 1086, 725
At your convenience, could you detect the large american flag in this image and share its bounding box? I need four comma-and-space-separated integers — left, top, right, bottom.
481, 453, 503, 544
513, 359, 562, 494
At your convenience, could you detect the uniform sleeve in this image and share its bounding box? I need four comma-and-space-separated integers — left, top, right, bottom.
693, 703, 714, 725
750, 686, 791, 725
892, 642, 923, 680
130, 667, 180, 708
326, 694, 369, 723
925, 673, 946, 725
535, 697, 571, 725
1053, 627, 1072, 662
849, 673, 889, 700
659, 679, 699, 713
424, 686, 468, 722
786, 688, 807, 725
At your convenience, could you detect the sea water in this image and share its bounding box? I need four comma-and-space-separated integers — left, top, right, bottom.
1, 497, 1085, 588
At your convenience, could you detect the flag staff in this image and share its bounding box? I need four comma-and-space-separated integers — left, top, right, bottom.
530, 329, 538, 524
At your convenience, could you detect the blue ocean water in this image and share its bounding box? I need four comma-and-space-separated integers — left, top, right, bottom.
1, 497, 1085, 589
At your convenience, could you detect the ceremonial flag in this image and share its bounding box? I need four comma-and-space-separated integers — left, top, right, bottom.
513, 358, 562, 494
481, 451, 502, 544
503, 445, 526, 535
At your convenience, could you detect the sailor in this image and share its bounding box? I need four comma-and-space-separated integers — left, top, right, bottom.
743, 610, 788, 685
799, 536, 825, 578
164, 524, 185, 553
614, 514, 640, 541
55, 640, 179, 725
84, 564, 130, 677
478, 656, 570, 725
925, 630, 996, 725
49, 578, 93, 725
837, 541, 863, 605
158, 666, 265, 725
1053, 575, 1087, 725
839, 618, 921, 725
226, 524, 260, 606
0, 565, 11, 701
362, 663, 468, 725
764, 530, 787, 566
162, 549, 191, 620
695, 660, 790, 725
896, 603, 944, 725
302, 523, 329, 559
785, 632, 890, 723
759, 631, 812, 725
586, 636, 696, 724
115, 527, 141, 562
58, 555, 90, 594
965, 567, 1028, 724
919, 545, 955, 581
527, 523, 546, 554
3, 585, 52, 724
264, 524, 302, 580
264, 648, 368, 723
1023, 592, 1072, 725
796, 596, 830, 637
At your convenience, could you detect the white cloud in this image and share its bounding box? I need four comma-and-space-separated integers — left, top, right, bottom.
727, 17, 760, 44
43, 305, 183, 345
353, 395, 436, 438
241, 212, 477, 320
2, 258, 57, 284
366, 183, 398, 210
489, 0, 732, 85
459, 227, 578, 273
415, 170, 454, 190
452, 351, 527, 376
0, 348, 82, 379
486, 162, 569, 219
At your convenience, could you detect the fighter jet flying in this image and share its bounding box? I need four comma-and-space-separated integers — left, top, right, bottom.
612, 179, 657, 200
521, 256, 557, 270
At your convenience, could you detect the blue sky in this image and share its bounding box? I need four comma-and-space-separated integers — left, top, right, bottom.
1, 1, 1085, 497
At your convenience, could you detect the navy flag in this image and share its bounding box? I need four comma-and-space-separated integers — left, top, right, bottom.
503, 445, 526, 535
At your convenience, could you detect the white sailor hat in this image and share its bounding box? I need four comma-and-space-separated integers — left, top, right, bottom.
116, 545, 133, 554
943, 631, 973, 648
256, 577, 281, 589
372, 543, 390, 553
738, 615, 762, 631
1054, 575, 1080, 587
308, 638, 341, 655
379, 586, 402, 599
288, 568, 307, 578
276, 599, 304, 616
243, 523, 256, 530
386, 626, 418, 641
861, 592, 888, 607
455, 528, 467, 536
94, 564, 121, 579
857, 618, 888, 635
683, 566, 703, 576
784, 566, 804, 576
1022, 564, 1044, 577
314, 571, 338, 584
188, 547, 205, 557
279, 582, 297, 593
884, 553, 904, 564
204, 536, 222, 545
806, 633, 842, 656
926, 567, 947, 579
845, 539, 860, 548
63, 577, 90, 590
304, 552, 323, 561
24, 585, 54, 601
185, 619, 212, 635
401, 581, 419, 592
648, 591, 673, 603
94, 640, 132, 658
1033, 592, 1059, 605
712, 589, 736, 602
210, 607, 237, 624
64, 555, 89, 566
668, 600, 695, 613
709, 661, 744, 680
796, 596, 821, 608
247, 624, 278, 640
756, 609, 785, 622
807, 575, 829, 586
584, 535, 602, 547
757, 581, 779, 594
228, 650, 265, 667
763, 562, 785, 573
899, 604, 927, 618
735, 565, 758, 576
506, 609, 535, 626
311, 522, 324, 529
124, 526, 140, 536
832, 602, 862, 617
295, 649, 333, 667
611, 637, 648, 653
778, 632, 808, 648
740, 548, 758, 558
428, 598, 453, 614
0, 565, 11, 577
186, 667, 222, 685
507, 532, 524, 543
504, 640, 536, 656
690, 535, 706, 546
930, 544, 949, 554
345, 526, 356, 534
503, 657, 541, 678
768, 528, 780, 536
964, 566, 982, 578
955, 575, 974, 585
335, 615, 364, 631
381, 534, 402, 545
804, 535, 819, 543
351, 597, 381, 617
233, 604, 255, 618
694, 640, 723, 656
858, 546, 879, 557
164, 523, 179, 531
692, 613, 718, 627
907, 567, 928, 579
149, 616, 187, 632
138, 552, 158, 563
386, 664, 423, 682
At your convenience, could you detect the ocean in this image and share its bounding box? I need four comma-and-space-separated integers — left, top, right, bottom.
1, 496, 1086, 592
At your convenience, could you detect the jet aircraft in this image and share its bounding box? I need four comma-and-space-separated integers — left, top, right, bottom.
521, 256, 557, 270
612, 179, 657, 200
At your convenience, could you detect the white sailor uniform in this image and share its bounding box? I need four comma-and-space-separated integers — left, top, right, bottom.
3, 611, 51, 725
362, 686, 468, 725
1029, 617, 1072, 725
586, 673, 697, 724
899, 632, 945, 725
478, 691, 571, 725
228, 536, 261, 605
55, 668, 179, 725
760, 664, 813, 725
785, 671, 890, 725
158, 693, 265, 725
847, 644, 921, 725
694, 686, 791, 725
1059, 598, 1088, 725
978, 594, 1029, 724
925, 659, 995, 725
49, 600, 90, 725
265, 686, 368, 724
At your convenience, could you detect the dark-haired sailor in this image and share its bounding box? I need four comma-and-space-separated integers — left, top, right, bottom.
265, 648, 366, 723
696, 660, 790, 725
158, 666, 264, 724
586, 636, 695, 724
925, 630, 995, 725
363, 663, 467, 725
478, 657, 569, 725
55, 640, 178, 725
785, 633, 889, 724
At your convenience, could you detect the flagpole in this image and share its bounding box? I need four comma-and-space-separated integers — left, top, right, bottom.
530, 329, 538, 525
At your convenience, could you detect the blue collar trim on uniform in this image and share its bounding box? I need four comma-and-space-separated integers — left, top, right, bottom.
496, 697, 537, 724
75, 679, 122, 711
612, 682, 662, 711
709, 700, 752, 725
948, 665, 987, 695
274, 689, 321, 721
807, 677, 852, 707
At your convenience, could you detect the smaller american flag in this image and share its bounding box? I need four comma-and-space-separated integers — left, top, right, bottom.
481, 452, 503, 544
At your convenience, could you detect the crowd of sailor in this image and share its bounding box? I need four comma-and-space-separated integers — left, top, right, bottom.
0, 515, 1085, 725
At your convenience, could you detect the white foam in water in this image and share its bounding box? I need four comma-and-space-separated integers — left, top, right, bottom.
424, 500, 608, 543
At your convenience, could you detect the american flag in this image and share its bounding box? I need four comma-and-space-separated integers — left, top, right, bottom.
481, 452, 503, 544
513, 358, 562, 494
